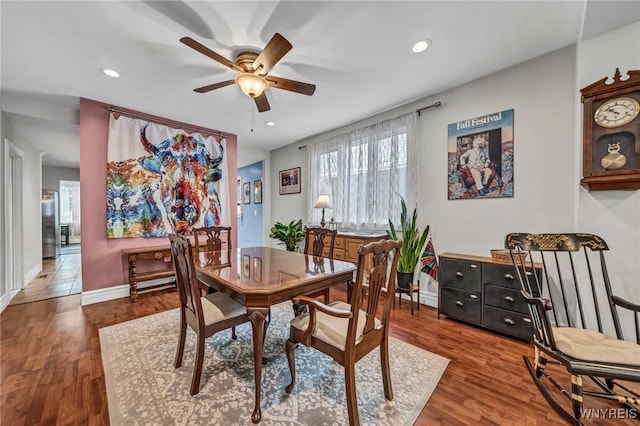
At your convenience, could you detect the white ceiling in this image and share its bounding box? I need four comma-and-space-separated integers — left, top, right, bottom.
2, 1, 639, 168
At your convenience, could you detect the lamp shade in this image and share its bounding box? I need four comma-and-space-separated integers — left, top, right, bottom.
314, 195, 332, 209
235, 73, 268, 98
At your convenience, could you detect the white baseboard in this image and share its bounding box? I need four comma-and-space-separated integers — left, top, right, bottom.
24, 263, 41, 287
82, 284, 129, 306
81, 277, 174, 306
0, 292, 10, 313
420, 292, 438, 308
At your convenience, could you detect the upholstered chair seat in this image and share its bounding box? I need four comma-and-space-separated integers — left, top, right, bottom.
290, 301, 381, 351
552, 327, 640, 366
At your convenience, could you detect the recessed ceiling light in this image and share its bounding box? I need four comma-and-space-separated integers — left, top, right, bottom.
265, 121, 276, 127
101, 68, 120, 78
411, 39, 431, 54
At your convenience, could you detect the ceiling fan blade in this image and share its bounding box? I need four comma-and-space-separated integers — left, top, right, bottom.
266, 76, 316, 96
194, 80, 235, 93
253, 33, 292, 76
254, 93, 271, 112
180, 37, 243, 73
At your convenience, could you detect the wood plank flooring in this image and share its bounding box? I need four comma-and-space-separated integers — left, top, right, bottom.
1, 286, 635, 425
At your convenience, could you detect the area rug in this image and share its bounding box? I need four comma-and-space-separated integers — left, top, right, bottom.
100, 302, 449, 425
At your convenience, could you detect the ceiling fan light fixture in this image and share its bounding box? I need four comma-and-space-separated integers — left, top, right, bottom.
411, 39, 431, 53
235, 73, 268, 98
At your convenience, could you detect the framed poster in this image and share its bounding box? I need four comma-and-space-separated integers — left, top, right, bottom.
254, 180, 262, 204
447, 109, 514, 200
243, 182, 251, 204
279, 167, 301, 195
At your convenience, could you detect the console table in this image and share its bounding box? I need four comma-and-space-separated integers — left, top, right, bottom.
122, 245, 176, 302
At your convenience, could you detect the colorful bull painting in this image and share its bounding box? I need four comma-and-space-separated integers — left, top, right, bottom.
107, 120, 226, 238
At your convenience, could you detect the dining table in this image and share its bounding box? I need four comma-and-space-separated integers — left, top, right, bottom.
194, 246, 357, 423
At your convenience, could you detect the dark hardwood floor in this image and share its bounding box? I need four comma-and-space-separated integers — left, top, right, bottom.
1, 285, 634, 425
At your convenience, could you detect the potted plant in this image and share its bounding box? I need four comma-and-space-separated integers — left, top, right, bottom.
269, 219, 305, 252
388, 195, 430, 289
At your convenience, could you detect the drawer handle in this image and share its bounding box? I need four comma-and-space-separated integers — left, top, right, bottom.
456, 272, 464, 277
469, 294, 478, 300
502, 318, 515, 326
523, 317, 532, 323
154, 252, 163, 260
525, 271, 533, 276
470, 264, 478, 269
503, 273, 515, 280
504, 296, 515, 303
455, 300, 464, 307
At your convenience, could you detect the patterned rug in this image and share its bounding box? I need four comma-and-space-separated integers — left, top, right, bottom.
100, 302, 449, 425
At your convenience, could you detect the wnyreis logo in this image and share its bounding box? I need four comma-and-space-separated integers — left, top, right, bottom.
580, 408, 638, 420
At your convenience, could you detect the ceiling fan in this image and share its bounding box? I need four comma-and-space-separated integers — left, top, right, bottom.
180, 33, 316, 112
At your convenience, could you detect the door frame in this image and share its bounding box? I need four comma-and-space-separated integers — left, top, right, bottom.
3, 138, 25, 306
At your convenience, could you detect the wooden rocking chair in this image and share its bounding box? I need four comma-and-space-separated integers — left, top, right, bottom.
505, 233, 640, 425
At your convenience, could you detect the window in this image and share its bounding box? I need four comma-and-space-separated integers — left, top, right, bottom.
60, 180, 81, 236
307, 113, 417, 230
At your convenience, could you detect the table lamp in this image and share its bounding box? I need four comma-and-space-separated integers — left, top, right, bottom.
314, 195, 332, 227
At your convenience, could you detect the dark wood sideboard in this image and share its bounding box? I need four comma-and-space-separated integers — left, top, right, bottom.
438, 252, 542, 340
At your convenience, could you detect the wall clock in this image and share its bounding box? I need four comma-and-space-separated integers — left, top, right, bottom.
580, 68, 640, 191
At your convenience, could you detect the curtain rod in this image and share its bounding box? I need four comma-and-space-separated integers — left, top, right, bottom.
416, 101, 442, 115
106, 106, 230, 139
297, 101, 443, 150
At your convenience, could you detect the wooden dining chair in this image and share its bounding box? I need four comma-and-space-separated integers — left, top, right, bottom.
168, 234, 250, 396
505, 233, 640, 424
193, 225, 232, 252
285, 238, 402, 425
290, 227, 339, 316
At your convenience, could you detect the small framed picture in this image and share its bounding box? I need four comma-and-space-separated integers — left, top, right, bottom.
254, 180, 262, 204
242, 254, 251, 278
279, 167, 301, 195
243, 182, 251, 204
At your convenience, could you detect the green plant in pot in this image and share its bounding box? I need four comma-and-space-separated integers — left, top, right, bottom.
388, 195, 430, 289
269, 219, 305, 252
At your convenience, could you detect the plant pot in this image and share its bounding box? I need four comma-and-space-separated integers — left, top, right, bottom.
397, 271, 414, 290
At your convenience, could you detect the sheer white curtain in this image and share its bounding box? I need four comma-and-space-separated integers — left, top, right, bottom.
307, 112, 418, 230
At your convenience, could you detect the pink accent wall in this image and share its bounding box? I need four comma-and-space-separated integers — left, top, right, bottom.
79, 98, 238, 291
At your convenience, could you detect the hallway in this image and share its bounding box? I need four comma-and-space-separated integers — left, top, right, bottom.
9, 244, 82, 305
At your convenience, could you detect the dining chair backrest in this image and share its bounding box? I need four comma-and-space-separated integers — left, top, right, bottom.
193, 226, 232, 253
303, 227, 337, 258
350, 238, 403, 340
169, 233, 204, 328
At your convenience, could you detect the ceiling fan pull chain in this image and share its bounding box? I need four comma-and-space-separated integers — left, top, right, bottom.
250, 96, 254, 132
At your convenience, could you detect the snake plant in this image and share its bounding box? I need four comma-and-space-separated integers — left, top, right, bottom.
388, 195, 430, 274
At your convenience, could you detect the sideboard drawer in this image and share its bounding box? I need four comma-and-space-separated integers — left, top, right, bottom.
440, 287, 481, 325
440, 258, 482, 292
483, 305, 533, 340
333, 250, 346, 260
483, 263, 520, 290
484, 284, 529, 314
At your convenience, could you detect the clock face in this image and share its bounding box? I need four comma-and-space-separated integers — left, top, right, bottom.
594, 96, 640, 128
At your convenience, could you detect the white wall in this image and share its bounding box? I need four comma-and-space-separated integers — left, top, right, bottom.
576, 22, 640, 340
271, 46, 577, 305
269, 142, 308, 247
42, 166, 80, 192
1, 112, 43, 301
